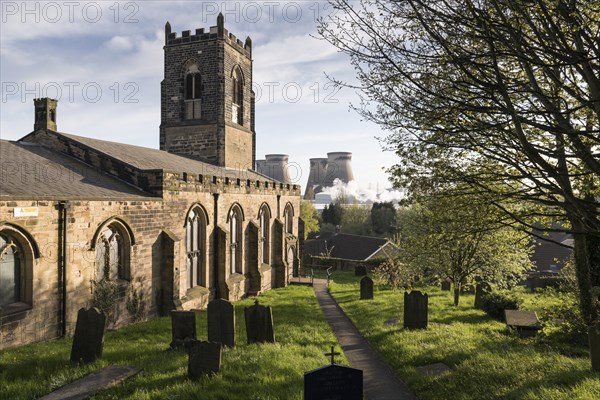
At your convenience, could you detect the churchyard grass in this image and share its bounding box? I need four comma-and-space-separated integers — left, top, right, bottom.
0, 285, 345, 400
329, 272, 600, 400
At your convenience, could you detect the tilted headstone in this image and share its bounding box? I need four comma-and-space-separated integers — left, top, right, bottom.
441, 281, 451, 291
404, 291, 428, 329
589, 322, 600, 371
244, 300, 275, 344
504, 310, 541, 337
304, 364, 363, 400
474, 283, 489, 309
170, 310, 196, 349
360, 276, 374, 300
188, 340, 221, 379
354, 265, 367, 276
70, 307, 106, 364
208, 299, 235, 348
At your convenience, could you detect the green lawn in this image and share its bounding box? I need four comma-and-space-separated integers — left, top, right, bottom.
329, 272, 600, 400
0, 285, 346, 400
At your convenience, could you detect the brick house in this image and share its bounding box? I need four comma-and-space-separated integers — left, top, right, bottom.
0, 15, 301, 349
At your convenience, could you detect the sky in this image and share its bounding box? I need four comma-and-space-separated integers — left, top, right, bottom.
0, 0, 400, 192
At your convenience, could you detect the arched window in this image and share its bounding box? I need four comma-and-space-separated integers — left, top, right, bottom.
232, 67, 243, 124
259, 205, 271, 264
0, 233, 23, 307
284, 204, 294, 234
228, 205, 243, 275
186, 207, 207, 288
95, 221, 131, 281
184, 64, 202, 120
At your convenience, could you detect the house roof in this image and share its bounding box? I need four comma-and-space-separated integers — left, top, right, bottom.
51, 131, 273, 182
531, 229, 573, 271
304, 233, 391, 261
0, 140, 154, 200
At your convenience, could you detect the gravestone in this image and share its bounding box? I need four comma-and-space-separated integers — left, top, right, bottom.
384, 318, 401, 327
441, 281, 451, 291
404, 291, 428, 329
170, 310, 196, 349
188, 341, 221, 379
416, 362, 452, 376
304, 346, 363, 400
504, 310, 542, 337
208, 299, 235, 347
354, 265, 367, 276
360, 276, 374, 300
244, 300, 275, 344
589, 322, 600, 371
474, 283, 489, 309
70, 307, 106, 364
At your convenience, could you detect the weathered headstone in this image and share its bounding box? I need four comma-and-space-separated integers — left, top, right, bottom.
360, 276, 374, 300
208, 299, 235, 347
589, 322, 600, 371
504, 310, 541, 337
404, 291, 428, 329
441, 281, 451, 291
384, 318, 401, 327
170, 310, 196, 349
304, 351, 362, 400
70, 307, 106, 365
188, 341, 221, 379
416, 362, 452, 376
244, 300, 275, 344
474, 283, 489, 309
354, 265, 367, 276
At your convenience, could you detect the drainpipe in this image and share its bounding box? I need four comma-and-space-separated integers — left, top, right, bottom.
56, 200, 70, 337
213, 193, 220, 299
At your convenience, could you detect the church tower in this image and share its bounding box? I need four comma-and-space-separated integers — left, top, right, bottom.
160, 14, 255, 169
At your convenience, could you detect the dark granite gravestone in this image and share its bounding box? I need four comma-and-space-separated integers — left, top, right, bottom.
304, 364, 363, 400
188, 341, 221, 379
360, 276, 374, 300
244, 300, 275, 344
170, 310, 197, 349
208, 299, 235, 348
589, 322, 600, 371
70, 307, 106, 364
404, 291, 428, 329
504, 310, 542, 337
474, 283, 489, 309
441, 281, 451, 291
354, 265, 367, 276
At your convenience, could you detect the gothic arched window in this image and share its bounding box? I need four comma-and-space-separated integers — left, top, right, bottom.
0, 233, 23, 307
186, 207, 207, 288
284, 204, 294, 234
259, 205, 271, 264
228, 205, 243, 275
95, 222, 131, 281
232, 67, 243, 124
184, 64, 202, 120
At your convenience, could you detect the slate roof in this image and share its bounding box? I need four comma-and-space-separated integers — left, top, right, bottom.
304, 233, 391, 261
55, 132, 275, 182
531, 229, 572, 272
0, 140, 154, 200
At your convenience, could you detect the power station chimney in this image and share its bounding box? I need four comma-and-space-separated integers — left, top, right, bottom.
322, 152, 354, 187
260, 154, 291, 183
304, 157, 328, 199
255, 159, 267, 175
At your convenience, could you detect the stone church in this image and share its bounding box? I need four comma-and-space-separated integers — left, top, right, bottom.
0, 15, 301, 349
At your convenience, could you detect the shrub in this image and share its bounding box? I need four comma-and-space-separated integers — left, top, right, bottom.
373, 258, 421, 290
481, 291, 521, 321
91, 278, 118, 325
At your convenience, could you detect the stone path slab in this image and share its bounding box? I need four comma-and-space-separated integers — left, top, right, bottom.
313, 279, 417, 400
40, 365, 142, 400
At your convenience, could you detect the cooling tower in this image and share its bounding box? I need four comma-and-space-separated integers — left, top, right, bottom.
304, 157, 328, 199
263, 154, 291, 183
255, 159, 267, 175
322, 152, 354, 187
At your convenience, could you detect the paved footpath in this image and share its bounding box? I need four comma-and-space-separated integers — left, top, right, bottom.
313, 279, 417, 400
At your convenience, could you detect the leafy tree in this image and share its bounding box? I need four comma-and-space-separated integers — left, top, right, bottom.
300, 201, 320, 239
322, 202, 344, 226
371, 202, 397, 236
396, 192, 534, 306
320, 0, 600, 326
340, 204, 372, 235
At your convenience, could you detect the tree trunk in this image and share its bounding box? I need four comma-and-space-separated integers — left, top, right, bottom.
571, 219, 596, 325
453, 281, 461, 306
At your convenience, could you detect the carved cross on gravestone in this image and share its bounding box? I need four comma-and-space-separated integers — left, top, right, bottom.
325, 345, 341, 365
